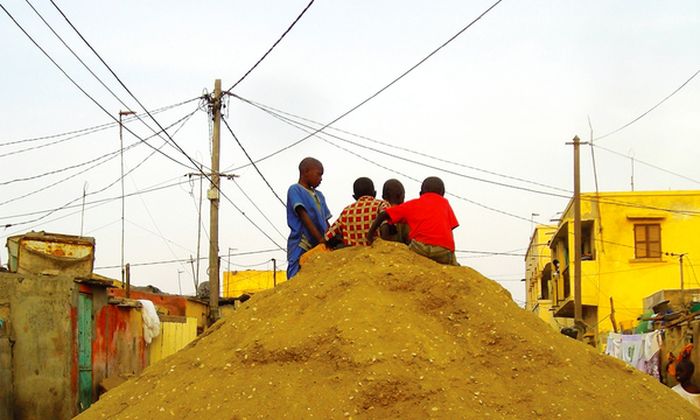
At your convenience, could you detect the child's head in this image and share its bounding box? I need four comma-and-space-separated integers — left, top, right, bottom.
352, 177, 376, 200
420, 176, 445, 196
298, 157, 324, 189
676, 359, 695, 384
382, 179, 405, 205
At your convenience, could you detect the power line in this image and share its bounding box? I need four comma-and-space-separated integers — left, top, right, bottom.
0, 3, 195, 170
0, 101, 185, 159
232, 94, 571, 194
221, 117, 286, 206
27, 0, 207, 161
0, 97, 198, 147
223, 0, 505, 167
231, 178, 287, 240
47, 1, 284, 251
269, 109, 535, 223
225, 0, 316, 93
238, 97, 572, 199
24, 0, 132, 113
594, 68, 700, 142
592, 143, 700, 185
0, 109, 197, 207
2, 109, 197, 229
263, 100, 700, 221
1, 177, 186, 221
94, 249, 283, 270
2, 178, 187, 238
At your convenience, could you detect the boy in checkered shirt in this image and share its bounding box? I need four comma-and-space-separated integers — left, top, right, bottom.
324, 177, 388, 247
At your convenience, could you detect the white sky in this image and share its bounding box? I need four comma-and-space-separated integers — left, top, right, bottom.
1, 1, 698, 305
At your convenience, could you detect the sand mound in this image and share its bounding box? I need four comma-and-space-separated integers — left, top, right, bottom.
78, 240, 699, 419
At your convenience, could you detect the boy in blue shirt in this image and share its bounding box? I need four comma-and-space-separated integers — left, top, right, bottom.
286, 157, 332, 279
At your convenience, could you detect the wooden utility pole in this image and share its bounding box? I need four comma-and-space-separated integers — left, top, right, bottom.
272, 258, 277, 287
566, 135, 587, 332
573, 135, 582, 326
125, 263, 131, 298
119, 110, 135, 287
208, 79, 222, 324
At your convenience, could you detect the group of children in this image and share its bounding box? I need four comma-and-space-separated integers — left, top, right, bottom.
286, 157, 459, 279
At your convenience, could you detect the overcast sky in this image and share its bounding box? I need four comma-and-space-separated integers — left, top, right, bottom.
1, 0, 698, 305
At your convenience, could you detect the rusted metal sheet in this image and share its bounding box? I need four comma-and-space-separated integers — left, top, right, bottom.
109, 288, 187, 317
6, 231, 95, 277
92, 304, 147, 397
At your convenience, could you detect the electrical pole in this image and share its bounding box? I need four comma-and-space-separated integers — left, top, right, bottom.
208, 79, 222, 325
125, 263, 131, 298
272, 258, 277, 287
119, 110, 135, 287
567, 135, 587, 333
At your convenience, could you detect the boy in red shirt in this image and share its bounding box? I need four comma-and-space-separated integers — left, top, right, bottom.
367, 176, 459, 265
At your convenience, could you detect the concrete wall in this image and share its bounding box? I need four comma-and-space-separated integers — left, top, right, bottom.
0, 272, 77, 420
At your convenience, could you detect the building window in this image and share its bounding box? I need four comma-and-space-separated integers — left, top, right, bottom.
634, 224, 661, 258
582, 220, 595, 260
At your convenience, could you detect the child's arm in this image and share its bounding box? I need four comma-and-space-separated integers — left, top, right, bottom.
366, 211, 391, 245
296, 206, 326, 245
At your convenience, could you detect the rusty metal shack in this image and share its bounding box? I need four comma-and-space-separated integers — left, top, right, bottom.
0, 232, 148, 419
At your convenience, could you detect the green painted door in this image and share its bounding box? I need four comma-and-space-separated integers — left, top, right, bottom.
78, 293, 93, 411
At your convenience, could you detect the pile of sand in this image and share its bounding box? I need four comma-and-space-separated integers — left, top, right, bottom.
79, 240, 699, 419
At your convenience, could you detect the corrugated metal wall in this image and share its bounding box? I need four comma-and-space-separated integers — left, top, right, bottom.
148, 317, 197, 364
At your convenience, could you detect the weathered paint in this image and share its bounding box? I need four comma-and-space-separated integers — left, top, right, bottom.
109, 288, 187, 316
78, 293, 93, 411
92, 303, 147, 390
0, 271, 149, 419
0, 302, 13, 419
70, 306, 78, 409
7, 232, 95, 277
0, 273, 77, 419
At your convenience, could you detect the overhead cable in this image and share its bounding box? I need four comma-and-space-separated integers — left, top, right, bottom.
594, 68, 700, 141
0, 3, 195, 170
222, 117, 286, 206
0, 109, 197, 209
592, 143, 700, 185
231, 178, 287, 240
233, 94, 571, 194
262, 108, 535, 223
47, 1, 284, 250
225, 0, 316, 93
240, 98, 572, 199
2, 109, 197, 228
0, 97, 198, 147
223, 0, 505, 165
94, 249, 283, 270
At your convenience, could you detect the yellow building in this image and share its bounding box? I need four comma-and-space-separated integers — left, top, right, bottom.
223, 270, 287, 298
525, 225, 574, 330
544, 190, 700, 346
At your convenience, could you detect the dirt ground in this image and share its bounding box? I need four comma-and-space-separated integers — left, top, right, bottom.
78, 240, 700, 419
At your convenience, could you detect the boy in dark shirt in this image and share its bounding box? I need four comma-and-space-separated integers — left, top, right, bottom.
380, 179, 410, 245
286, 157, 332, 278
367, 176, 459, 265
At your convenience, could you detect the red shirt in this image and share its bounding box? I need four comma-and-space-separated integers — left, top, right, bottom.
385, 193, 458, 251
325, 196, 389, 246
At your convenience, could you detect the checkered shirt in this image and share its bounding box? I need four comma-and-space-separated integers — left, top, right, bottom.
325, 196, 389, 246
